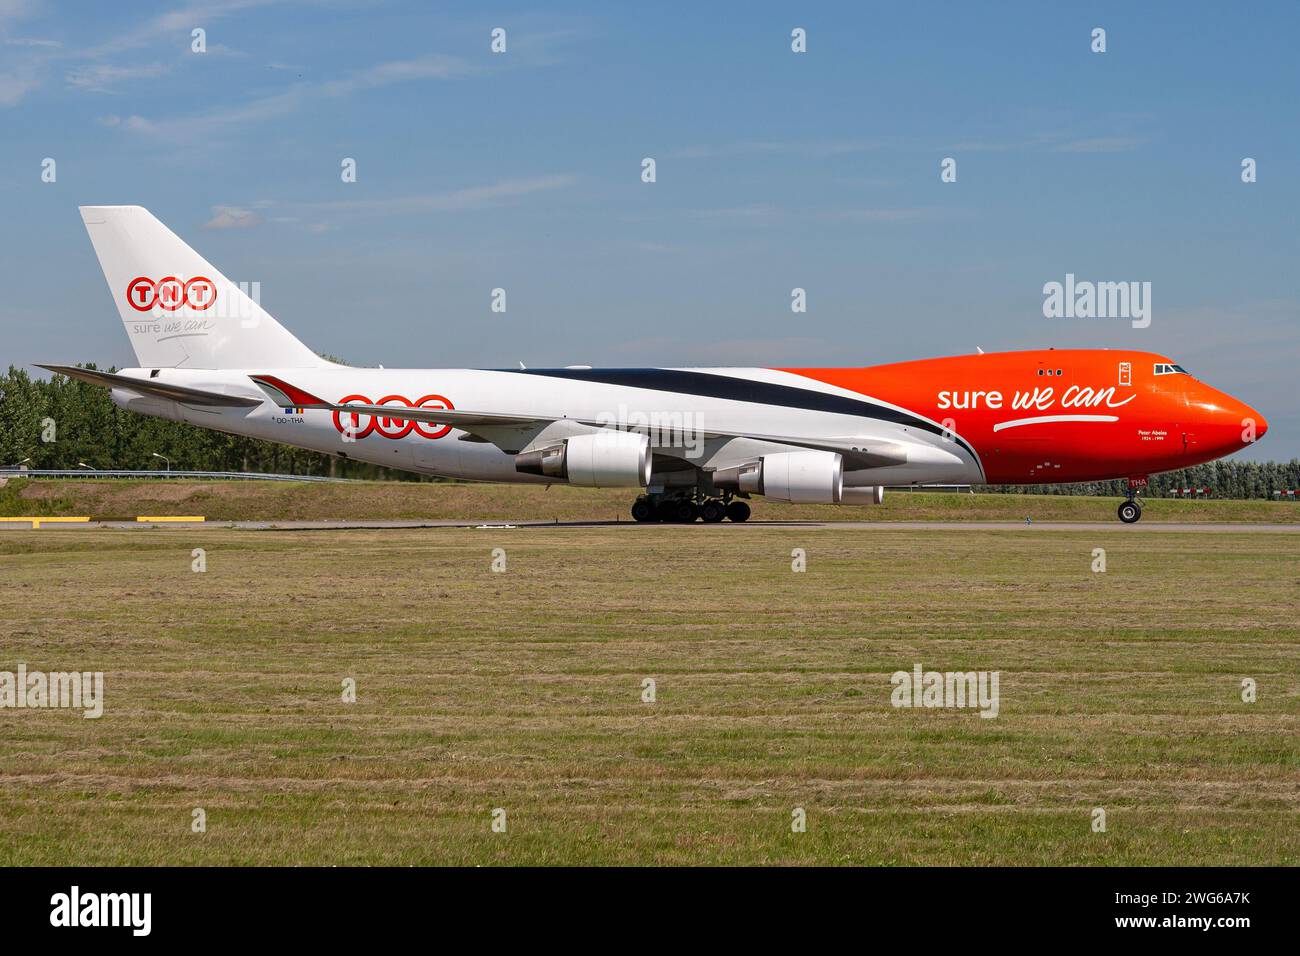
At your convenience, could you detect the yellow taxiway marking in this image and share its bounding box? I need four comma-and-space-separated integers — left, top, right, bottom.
0, 516, 91, 528
135, 516, 206, 522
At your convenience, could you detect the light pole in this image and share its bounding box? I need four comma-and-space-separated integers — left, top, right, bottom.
151, 452, 171, 473
76, 461, 94, 471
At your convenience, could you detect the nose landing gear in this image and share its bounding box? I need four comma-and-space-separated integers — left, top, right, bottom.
1117, 498, 1142, 523
1118, 476, 1148, 523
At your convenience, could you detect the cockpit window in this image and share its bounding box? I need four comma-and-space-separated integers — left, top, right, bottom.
1153, 363, 1189, 375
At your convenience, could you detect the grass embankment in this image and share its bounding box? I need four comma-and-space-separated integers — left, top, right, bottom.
2, 477, 1296, 522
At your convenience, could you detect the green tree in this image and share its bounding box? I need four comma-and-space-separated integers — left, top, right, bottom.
0, 366, 49, 466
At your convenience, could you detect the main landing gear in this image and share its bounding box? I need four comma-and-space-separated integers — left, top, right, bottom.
631, 492, 750, 523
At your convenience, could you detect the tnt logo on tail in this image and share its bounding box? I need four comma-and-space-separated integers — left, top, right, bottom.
126, 276, 216, 312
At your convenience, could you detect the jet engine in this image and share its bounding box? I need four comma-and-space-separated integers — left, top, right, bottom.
515, 431, 652, 487
713, 450, 843, 504
840, 485, 885, 505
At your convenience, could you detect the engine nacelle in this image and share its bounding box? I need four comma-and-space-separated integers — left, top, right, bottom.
514, 442, 567, 479
111, 388, 181, 422
515, 431, 651, 488
840, 485, 885, 505
715, 450, 843, 504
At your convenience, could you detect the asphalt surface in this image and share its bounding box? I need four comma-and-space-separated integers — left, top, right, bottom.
3, 519, 1298, 533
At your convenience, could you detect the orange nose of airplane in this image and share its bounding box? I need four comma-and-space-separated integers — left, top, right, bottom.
1188, 383, 1268, 453
1249, 405, 1269, 441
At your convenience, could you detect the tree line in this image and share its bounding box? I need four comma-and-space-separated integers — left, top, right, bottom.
0, 365, 426, 481
3, 364, 1297, 496
976, 461, 1300, 500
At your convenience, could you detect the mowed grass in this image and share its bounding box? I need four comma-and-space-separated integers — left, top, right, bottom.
4, 477, 1299, 523
0, 525, 1296, 865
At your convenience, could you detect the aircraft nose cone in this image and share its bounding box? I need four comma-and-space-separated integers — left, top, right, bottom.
1204, 392, 1267, 450
1250, 406, 1269, 440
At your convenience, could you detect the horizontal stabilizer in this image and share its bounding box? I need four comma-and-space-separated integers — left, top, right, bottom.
39, 365, 263, 408
248, 375, 542, 427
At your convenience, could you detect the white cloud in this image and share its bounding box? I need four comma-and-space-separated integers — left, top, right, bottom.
819, 207, 934, 223
948, 130, 1147, 154
1051, 136, 1147, 154
634, 242, 689, 254
305, 175, 578, 214
122, 86, 304, 139
98, 113, 154, 130
0, 72, 36, 106
202, 205, 262, 230
321, 54, 479, 95
66, 62, 170, 93
117, 51, 479, 141
79, 0, 286, 58
668, 139, 887, 160
204, 43, 249, 58
0, 1, 293, 108
0, 0, 44, 107
628, 203, 937, 227
0, 0, 38, 28
100, 18, 580, 136
687, 204, 778, 220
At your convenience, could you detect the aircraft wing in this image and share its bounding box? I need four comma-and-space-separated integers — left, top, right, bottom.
39, 365, 263, 408
720, 434, 910, 469
249, 375, 914, 470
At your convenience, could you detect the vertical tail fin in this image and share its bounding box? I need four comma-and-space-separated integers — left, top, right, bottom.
79, 205, 328, 369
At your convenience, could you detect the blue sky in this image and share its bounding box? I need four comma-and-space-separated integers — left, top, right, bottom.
2, 0, 1296, 460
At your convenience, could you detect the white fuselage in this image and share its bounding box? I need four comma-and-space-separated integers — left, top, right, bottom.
110, 365, 982, 490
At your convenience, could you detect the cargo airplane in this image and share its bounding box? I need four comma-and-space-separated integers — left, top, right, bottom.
44, 206, 1268, 523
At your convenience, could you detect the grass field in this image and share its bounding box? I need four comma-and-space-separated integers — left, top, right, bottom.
3, 476, 1299, 523
1, 521, 1296, 865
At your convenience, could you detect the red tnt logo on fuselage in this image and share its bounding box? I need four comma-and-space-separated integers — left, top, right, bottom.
126, 276, 217, 312
332, 394, 454, 440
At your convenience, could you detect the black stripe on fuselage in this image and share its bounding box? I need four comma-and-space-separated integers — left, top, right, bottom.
498, 367, 976, 460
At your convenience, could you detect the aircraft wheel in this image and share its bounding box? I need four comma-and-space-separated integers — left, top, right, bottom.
672, 500, 700, 523
726, 500, 751, 523
1118, 500, 1142, 524
700, 499, 726, 523
631, 498, 654, 522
